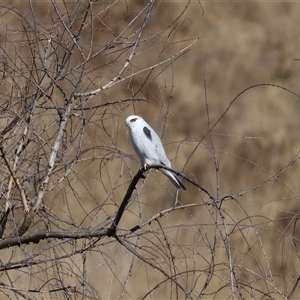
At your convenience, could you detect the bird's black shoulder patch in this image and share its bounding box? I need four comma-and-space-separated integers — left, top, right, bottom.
143, 126, 152, 141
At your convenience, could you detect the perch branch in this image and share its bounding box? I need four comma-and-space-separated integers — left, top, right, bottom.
109, 164, 217, 236
108, 168, 145, 236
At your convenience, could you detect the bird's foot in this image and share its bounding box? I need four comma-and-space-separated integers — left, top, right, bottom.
141, 164, 149, 171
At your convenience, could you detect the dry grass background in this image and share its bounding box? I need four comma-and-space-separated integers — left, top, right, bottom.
0, 1, 300, 299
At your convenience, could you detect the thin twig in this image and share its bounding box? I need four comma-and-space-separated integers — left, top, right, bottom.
15, 98, 74, 237
0, 145, 29, 213
74, 0, 155, 99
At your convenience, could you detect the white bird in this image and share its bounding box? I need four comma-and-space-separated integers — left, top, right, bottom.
125, 115, 186, 190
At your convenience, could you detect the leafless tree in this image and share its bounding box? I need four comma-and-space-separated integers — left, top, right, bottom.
0, 1, 300, 299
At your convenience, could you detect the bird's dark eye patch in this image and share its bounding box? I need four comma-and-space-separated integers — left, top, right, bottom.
130, 118, 138, 123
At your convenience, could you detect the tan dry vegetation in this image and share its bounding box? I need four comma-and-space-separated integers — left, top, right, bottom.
0, 1, 300, 299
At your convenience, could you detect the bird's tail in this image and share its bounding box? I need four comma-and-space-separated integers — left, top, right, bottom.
161, 169, 186, 190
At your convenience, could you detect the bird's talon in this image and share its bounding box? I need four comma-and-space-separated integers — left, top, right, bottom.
143, 164, 149, 171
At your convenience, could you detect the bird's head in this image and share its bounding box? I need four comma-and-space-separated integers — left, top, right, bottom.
125, 115, 144, 128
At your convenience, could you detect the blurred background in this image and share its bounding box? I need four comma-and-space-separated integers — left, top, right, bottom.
0, 1, 300, 299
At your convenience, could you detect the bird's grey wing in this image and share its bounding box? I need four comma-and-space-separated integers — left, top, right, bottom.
140, 123, 186, 190
142, 126, 170, 167
156, 140, 171, 167
139, 125, 165, 165
155, 138, 185, 190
